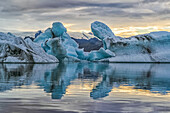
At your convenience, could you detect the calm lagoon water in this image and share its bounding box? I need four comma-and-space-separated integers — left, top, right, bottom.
0, 63, 170, 113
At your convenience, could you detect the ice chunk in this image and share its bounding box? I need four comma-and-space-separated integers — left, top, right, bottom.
91, 21, 117, 49
34, 22, 83, 62
87, 48, 115, 61
32, 21, 170, 63
91, 21, 170, 62
52, 22, 67, 37
33, 22, 119, 62
34, 28, 53, 44
25, 38, 59, 63
91, 21, 116, 40
44, 28, 53, 38
0, 32, 58, 63
35, 30, 42, 38
46, 38, 67, 61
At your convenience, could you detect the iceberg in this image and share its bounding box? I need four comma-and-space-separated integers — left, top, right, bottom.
0, 32, 58, 63
33, 21, 170, 62
34, 24, 79, 62
1, 21, 170, 63
91, 21, 170, 63
34, 22, 115, 62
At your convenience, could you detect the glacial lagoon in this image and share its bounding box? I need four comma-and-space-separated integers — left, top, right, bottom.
0, 63, 170, 112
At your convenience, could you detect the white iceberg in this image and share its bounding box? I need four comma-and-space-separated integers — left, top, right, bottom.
91, 21, 170, 63
0, 32, 58, 63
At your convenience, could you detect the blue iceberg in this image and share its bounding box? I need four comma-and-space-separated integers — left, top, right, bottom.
34, 22, 115, 62
33, 21, 170, 62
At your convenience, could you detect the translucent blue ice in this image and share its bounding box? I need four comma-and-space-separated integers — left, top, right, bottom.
34, 22, 115, 62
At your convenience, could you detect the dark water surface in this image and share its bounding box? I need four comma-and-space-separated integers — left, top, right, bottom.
0, 63, 170, 113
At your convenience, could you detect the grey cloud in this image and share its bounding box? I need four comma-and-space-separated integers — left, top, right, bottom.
1, 0, 135, 12
0, 0, 169, 32
142, 0, 170, 3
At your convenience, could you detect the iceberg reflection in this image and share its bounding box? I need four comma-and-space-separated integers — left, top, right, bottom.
0, 63, 170, 99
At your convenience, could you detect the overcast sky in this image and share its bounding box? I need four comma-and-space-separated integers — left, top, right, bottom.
0, 0, 170, 37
